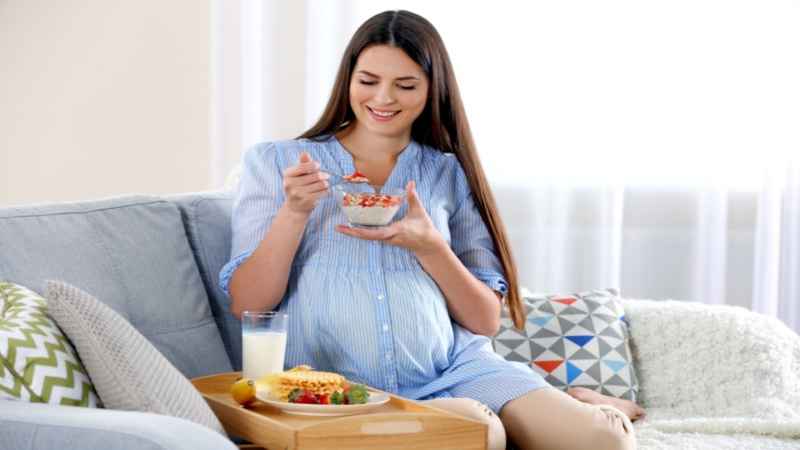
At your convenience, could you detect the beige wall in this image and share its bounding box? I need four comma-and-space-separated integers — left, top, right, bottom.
0, 1, 211, 206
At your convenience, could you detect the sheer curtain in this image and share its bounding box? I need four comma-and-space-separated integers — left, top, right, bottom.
211, 0, 800, 332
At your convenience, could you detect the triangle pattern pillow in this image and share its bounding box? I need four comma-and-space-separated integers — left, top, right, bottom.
0, 281, 100, 406
492, 288, 639, 401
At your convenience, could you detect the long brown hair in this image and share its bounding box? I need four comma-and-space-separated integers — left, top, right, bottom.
299, 10, 525, 330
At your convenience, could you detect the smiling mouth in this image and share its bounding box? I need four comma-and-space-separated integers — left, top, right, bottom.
367, 106, 400, 119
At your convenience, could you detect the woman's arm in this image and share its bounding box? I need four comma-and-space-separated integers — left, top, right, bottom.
228, 152, 329, 318
414, 239, 503, 336
228, 204, 310, 317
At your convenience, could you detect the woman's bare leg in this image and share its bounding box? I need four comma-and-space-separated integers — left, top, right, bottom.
567, 387, 646, 421
499, 387, 635, 450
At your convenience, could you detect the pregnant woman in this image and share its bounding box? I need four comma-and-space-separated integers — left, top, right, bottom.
221, 10, 642, 450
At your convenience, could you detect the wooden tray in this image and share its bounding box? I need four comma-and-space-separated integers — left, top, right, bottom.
192, 372, 487, 450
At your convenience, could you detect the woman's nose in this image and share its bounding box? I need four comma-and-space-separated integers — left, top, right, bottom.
374, 83, 395, 104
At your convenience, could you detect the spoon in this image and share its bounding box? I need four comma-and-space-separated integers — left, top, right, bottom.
327, 170, 370, 185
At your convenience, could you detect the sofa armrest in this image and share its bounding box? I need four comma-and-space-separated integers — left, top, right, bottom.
0, 401, 237, 450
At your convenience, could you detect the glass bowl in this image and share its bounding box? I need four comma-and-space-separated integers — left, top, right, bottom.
333, 184, 406, 227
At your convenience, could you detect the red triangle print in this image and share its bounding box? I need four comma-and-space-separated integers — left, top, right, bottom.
533, 360, 563, 373
552, 297, 577, 305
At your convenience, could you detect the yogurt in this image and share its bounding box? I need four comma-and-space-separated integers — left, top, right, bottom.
339, 192, 403, 226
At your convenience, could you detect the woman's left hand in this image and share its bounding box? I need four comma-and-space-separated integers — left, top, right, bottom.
335, 180, 445, 255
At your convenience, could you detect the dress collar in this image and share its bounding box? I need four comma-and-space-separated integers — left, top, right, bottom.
328, 134, 420, 191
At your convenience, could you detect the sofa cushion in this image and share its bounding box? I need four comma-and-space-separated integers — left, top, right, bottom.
0, 196, 231, 378
45, 280, 225, 434
168, 192, 242, 370
0, 281, 99, 407
492, 288, 639, 401
0, 400, 238, 450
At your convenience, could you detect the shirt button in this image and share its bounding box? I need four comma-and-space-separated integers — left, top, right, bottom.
382, 324, 389, 332
377, 294, 385, 300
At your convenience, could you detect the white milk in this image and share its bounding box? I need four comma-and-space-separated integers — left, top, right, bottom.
242, 331, 287, 379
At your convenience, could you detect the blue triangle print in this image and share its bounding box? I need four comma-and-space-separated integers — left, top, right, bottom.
566, 361, 583, 383
603, 360, 627, 373
530, 314, 553, 327
565, 335, 594, 347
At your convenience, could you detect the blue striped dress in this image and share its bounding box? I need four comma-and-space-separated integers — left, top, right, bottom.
219, 135, 548, 413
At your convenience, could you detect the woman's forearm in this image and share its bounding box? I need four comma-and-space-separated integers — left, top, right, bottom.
415, 240, 502, 336
228, 204, 310, 318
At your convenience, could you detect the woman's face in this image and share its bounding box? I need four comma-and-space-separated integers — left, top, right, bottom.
349, 45, 429, 140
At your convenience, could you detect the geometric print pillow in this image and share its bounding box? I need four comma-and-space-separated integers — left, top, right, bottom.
0, 281, 100, 407
492, 288, 639, 401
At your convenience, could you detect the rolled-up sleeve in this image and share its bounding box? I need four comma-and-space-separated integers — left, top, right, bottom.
219, 143, 284, 295
448, 164, 509, 297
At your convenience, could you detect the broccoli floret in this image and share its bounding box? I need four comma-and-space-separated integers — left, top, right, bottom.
346, 384, 370, 405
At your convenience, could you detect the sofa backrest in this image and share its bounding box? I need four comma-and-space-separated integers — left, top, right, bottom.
0, 196, 232, 378
167, 191, 243, 370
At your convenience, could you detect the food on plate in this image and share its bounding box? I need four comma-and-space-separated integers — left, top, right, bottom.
230, 377, 257, 406
333, 185, 405, 227
258, 365, 370, 405
342, 171, 370, 184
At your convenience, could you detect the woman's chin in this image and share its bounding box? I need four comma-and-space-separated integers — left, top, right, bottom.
364, 123, 411, 139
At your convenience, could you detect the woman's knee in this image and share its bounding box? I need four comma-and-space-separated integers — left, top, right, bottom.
421, 398, 506, 450
499, 387, 635, 450
586, 405, 636, 450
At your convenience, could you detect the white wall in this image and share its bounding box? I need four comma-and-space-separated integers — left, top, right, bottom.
0, 0, 211, 206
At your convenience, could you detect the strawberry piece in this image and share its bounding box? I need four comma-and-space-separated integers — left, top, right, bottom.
343, 171, 370, 183
297, 392, 320, 404
289, 389, 321, 404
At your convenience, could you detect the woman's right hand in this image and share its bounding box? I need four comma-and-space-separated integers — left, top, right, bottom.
281, 151, 330, 217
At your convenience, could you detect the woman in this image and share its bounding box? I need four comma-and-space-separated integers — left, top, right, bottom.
221, 10, 642, 450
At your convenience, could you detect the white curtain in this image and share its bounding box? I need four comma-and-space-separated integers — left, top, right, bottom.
211, 0, 800, 332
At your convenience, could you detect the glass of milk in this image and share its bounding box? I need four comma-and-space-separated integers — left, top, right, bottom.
241, 311, 288, 380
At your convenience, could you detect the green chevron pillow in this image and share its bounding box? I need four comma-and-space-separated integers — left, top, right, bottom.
0, 281, 100, 407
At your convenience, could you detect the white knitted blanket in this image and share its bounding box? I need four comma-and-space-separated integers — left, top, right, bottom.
622, 299, 800, 449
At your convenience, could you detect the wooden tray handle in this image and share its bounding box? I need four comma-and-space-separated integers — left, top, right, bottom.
301, 412, 481, 436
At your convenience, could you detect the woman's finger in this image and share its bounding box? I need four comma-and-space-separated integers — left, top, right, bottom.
286, 182, 327, 201
300, 190, 328, 207
405, 180, 424, 212
284, 161, 320, 178
289, 171, 330, 187
335, 224, 396, 241
299, 181, 330, 196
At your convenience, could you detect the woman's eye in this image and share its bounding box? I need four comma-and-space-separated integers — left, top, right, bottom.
359, 80, 377, 86
398, 85, 416, 90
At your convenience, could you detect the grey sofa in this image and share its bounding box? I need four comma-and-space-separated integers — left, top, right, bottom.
0, 192, 241, 450
2, 191, 798, 450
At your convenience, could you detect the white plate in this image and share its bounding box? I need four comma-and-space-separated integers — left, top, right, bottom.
256, 390, 391, 416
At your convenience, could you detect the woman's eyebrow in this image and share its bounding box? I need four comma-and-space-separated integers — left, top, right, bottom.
356, 70, 420, 81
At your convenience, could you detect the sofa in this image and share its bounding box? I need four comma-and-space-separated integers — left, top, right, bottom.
0, 191, 798, 450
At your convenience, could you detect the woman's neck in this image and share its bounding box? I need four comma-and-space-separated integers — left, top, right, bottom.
337, 123, 411, 164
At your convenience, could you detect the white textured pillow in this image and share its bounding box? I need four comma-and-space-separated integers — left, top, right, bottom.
44, 280, 225, 434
